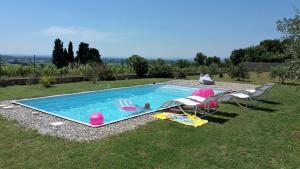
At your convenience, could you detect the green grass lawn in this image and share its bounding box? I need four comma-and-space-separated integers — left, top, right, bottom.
187, 72, 277, 85
0, 78, 170, 101
0, 78, 300, 168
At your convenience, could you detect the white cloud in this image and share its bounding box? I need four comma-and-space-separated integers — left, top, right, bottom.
40, 26, 77, 36
40, 26, 121, 42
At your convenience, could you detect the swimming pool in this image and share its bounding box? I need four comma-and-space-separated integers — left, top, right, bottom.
14, 84, 223, 127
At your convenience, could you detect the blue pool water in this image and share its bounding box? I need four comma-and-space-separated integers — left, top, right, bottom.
15, 84, 223, 126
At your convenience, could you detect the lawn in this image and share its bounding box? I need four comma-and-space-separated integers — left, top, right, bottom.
187, 72, 277, 85
0, 78, 170, 101
0, 78, 300, 168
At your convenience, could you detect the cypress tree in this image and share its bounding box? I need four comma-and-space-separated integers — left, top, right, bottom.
76, 42, 90, 64
88, 48, 102, 63
67, 41, 74, 64
62, 48, 68, 66
52, 38, 64, 68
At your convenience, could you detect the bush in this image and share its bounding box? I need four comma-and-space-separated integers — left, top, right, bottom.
254, 65, 264, 77
127, 55, 149, 78
40, 75, 55, 87
270, 66, 288, 84
41, 64, 59, 76
175, 59, 191, 68
219, 73, 223, 78
98, 66, 115, 81
199, 66, 209, 75
148, 59, 174, 78
175, 71, 186, 79
0, 76, 8, 87
228, 63, 249, 80
208, 63, 219, 77
286, 60, 300, 83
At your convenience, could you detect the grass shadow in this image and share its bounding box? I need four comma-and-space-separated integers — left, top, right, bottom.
213, 111, 239, 118
250, 106, 277, 112
258, 100, 281, 105
201, 115, 229, 124
282, 83, 300, 86
223, 102, 276, 112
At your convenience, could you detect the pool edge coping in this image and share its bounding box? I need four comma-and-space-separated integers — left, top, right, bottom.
12, 82, 204, 127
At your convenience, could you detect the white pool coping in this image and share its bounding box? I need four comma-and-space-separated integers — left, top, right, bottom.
12, 83, 224, 127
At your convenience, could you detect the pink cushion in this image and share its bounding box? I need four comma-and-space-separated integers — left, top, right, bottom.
121, 106, 137, 112
196, 100, 218, 108
192, 88, 217, 108
192, 88, 214, 98
90, 112, 104, 125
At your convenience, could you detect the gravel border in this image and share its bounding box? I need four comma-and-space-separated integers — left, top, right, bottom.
0, 80, 258, 141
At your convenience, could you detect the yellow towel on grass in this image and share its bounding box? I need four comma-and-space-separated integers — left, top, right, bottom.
153, 112, 208, 127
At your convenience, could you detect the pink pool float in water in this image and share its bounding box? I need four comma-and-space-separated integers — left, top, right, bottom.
89, 112, 104, 125
192, 88, 218, 108
117, 99, 137, 112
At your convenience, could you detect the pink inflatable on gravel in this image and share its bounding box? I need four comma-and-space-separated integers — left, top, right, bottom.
90, 112, 104, 125
192, 88, 218, 108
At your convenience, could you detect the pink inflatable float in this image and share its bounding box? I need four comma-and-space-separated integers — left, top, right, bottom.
90, 112, 104, 125
192, 88, 218, 108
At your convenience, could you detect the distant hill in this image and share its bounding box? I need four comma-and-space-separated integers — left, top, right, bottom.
0, 55, 182, 65
0, 55, 51, 65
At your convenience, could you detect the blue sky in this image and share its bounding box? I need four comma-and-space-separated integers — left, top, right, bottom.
0, 0, 299, 59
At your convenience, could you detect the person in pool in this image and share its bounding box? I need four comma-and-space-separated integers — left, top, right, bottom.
144, 103, 151, 109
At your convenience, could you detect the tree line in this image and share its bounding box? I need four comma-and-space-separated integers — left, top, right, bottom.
52, 38, 102, 68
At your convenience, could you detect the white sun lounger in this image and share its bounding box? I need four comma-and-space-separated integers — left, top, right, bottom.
160, 91, 233, 116
227, 83, 275, 108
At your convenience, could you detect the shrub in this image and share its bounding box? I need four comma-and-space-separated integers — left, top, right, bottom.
219, 73, 223, 78
228, 63, 249, 80
199, 66, 209, 75
98, 66, 115, 81
0, 76, 8, 87
175, 59, 191, 68
208, 63, 219, 77
286, 60, 300, 83
148, 59, 174, 78
27, 74, 36, 85
41, 64, 59, 76
175, 71, 186, 79
40, 75, 55, 87
255, 65, 264, 77
126, 55, 149, 78
270, 66, 289, 84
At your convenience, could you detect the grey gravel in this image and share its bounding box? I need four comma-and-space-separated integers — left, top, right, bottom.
0, 80, 258, 141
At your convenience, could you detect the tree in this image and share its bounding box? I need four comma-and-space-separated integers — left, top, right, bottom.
260, 39, 285, 53
208, 63, 219, 77
175, 59, 190, 68
244, 46, 267, 62
277, 8, 300, 61
88, 48, 102, 63
277, 8, 300, 43
206, 56, 221, 66
224, 58, 232, 67
127, 55, 149, 78
76, 42, 90, 64
67, 42, 74, 64
230, 49, 246, 65
52, 38, 64, 68
194, 52, 207, 65
270, 66, 289, 84
228, 63, 249, 80
62, 48, 68, 67
276, 8, 300, 83
148, 58, 173, 78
